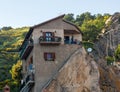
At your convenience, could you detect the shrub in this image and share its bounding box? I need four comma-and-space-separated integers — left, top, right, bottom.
106, 56, 114, 65
115, 44, 120, 62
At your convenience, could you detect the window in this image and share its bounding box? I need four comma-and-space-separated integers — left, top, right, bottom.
43, 32, 54, 41
44, 52, 55, 61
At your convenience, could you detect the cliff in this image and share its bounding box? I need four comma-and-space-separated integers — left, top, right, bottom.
42, 13, 120, 92
43, 47, 101, 92
92, 12, 120, 92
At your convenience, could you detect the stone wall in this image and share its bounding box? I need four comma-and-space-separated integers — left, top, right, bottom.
33, 44, 81, 92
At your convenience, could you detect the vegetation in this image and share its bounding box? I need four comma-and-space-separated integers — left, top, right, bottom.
105, 56, 114, 65
0, 27, 29, 91
115, 44, 120, 62
64, 12, 111, 43
10, 60, 22, 84
82, 41, 94, 49
0, 12, 111, 91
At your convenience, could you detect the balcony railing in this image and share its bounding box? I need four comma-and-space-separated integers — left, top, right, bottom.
39, 36, 61, 45
64, 39, 81, 45
20, 72, 34, 92
20, 40, 33, 59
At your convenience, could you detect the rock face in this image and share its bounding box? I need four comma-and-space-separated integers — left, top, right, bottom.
92, 12, 120, 92
44, 48, 101, 92
94, 12, 120, 57
42, 13, 120, 92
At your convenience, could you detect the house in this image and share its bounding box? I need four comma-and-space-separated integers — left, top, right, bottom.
3, 85, 10, 92
19, 14, 82, 92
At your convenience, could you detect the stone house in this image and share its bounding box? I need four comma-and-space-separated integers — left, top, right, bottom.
19, 14, 82, 92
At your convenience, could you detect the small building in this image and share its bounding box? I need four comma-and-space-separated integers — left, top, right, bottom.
3, 85, 10, 92
19, 14, 82, 92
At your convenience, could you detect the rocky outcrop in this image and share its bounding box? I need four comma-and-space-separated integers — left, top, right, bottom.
92, 12, 120, 92
42, 13, 120, 92
43, 48, 101, 92
95, 12, 120, 57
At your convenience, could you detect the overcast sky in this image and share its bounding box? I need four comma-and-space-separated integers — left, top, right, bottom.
0, 0, 120, 28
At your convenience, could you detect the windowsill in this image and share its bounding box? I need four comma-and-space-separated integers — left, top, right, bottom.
45, 58, 55, 61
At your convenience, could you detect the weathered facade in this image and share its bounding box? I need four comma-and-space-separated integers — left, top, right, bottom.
19, 14, 82, 92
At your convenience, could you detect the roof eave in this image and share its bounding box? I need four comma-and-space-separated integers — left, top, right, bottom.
63, 19, 83, 35
19, 27, 33, 51
32, 14, 65, 29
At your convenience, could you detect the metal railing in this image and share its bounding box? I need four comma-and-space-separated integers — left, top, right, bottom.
20, 71, 34, 92
64, 40, 81, 45
39, 36, 61, 43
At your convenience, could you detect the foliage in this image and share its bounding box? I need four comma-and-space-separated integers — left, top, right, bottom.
0, 79, 19, 92
64, 12, 111, 43
1, 26, 13, 31
82, 41, 94, 49
0, 27, 29, 91
105, 56, 114, 65
0, 12, 111, 91
63, 13, 75, 23
10, 60, 22, 82
115, 44, 120, 62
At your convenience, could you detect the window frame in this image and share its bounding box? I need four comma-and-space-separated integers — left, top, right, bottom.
43, 32, 54, 41
44, 52, 55, 61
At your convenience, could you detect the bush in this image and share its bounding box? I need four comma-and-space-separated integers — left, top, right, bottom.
106, 56, 114, 65
82, 41, 94, 49
115, 44, 120, 62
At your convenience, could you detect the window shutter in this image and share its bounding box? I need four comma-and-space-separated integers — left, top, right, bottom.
44, 53, 47, 60
52, 32, 54, 37
53, 53, 55, 61
43, 32, 46, 37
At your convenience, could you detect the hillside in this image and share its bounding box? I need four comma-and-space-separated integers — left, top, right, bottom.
1, 12, 120, 92
0, 27, 29, 91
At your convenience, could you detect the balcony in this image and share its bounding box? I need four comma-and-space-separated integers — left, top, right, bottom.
20, 64, 34, 92
20, 40, 33, 60
64, 39, 81, 45
39, 36, 61, 45
20, 73, 34, 92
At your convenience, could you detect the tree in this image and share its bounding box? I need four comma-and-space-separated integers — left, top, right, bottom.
75, 12, 95, 26
81, 22, 99, 42
64, 12, 110, 42
10, 60, 22, 83
64, 13, 75, 23
1, 26, 12, 31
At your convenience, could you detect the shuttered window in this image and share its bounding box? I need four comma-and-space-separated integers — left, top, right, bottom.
44, 52, 55, 61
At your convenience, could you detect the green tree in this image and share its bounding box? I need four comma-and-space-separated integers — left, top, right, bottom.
1, 26, 12, 31
81, 22, 99, 42
64, 12, 110, 43
64, 13, 75, 23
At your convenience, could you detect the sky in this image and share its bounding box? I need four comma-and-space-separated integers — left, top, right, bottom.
0, 0, 120, 28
